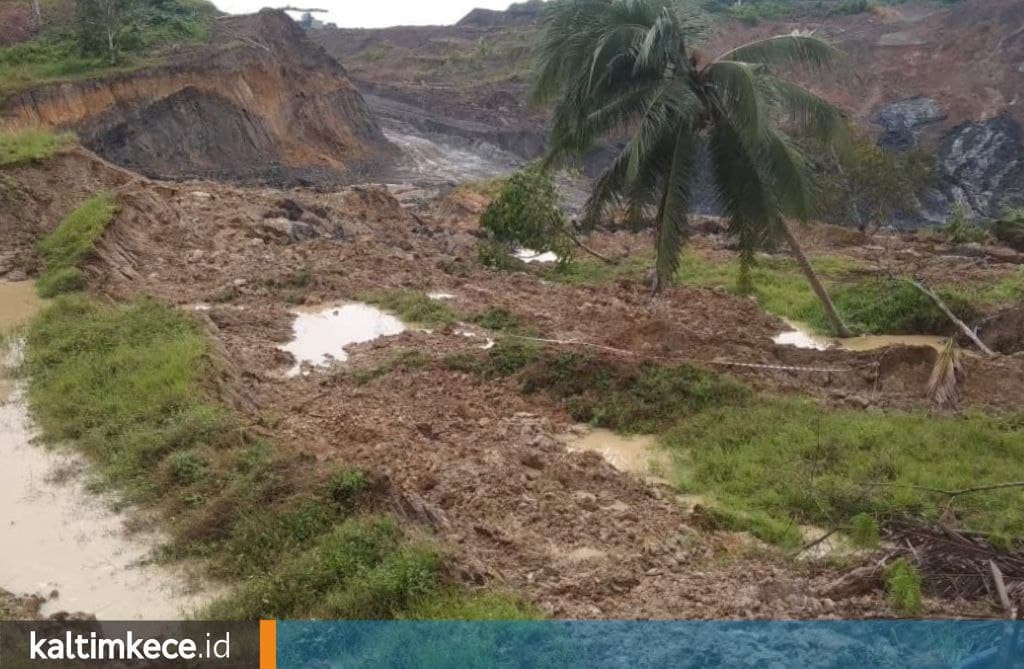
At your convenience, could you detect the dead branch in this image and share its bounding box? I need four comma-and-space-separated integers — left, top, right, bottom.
907, 278, 996, 357
989, 560, 1015, 618
864, 481, 1024, 497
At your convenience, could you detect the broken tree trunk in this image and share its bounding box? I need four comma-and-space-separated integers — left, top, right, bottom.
907, 279, 996, 357
781, 220, 853, 338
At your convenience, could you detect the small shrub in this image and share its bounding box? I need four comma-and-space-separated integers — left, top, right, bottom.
937, 203, 991, 244
849, 513, 880, 549
36, 266, 86, 297
471, 308, 531, 334
169, 451, 208, 485
479, 166, 572, 268
992, 209, 1024, 251
885, 558, 924, 616
521, 353, 751, 433
487, 338, 539, 376
327, 469, 368, 509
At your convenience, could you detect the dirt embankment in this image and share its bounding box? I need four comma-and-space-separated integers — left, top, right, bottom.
0, 11, 395, 186
5, 152, 1023, 619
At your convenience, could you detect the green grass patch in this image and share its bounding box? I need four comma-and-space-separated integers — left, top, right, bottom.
521, 351, 751, 433
0, 128, 75, 166
542, 252, 651, 285
803, 279, 978, 336
673, 251, 984, 335
945, 267, 1024, 308
36, 193, 117, 296
674, 250, 860, 332
358, 289, 457, 327
23, 295, 530, 620
663, 397, 1024, 547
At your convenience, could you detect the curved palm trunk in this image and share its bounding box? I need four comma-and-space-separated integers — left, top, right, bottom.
780, 220, 852, 338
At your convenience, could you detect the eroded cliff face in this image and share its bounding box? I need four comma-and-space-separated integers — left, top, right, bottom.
1, 10, 394, 186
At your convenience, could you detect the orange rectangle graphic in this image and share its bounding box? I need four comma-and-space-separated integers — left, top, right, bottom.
260, 619, 277, 669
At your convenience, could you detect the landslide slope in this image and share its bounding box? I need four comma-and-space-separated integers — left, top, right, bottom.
314, 0, 1024, 218
1, 10, 394, 186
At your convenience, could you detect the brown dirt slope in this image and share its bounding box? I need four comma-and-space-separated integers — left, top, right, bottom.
0, 11, 395, 186
5, 152, 1023, 618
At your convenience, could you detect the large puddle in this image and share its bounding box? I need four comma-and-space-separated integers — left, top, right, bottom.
773, 319, 947, 353
1, 282, 209, 618
280, 302, 406, 377
563, 428, 670, 484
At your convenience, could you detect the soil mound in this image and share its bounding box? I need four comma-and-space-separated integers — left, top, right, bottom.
1, 10, 394, 186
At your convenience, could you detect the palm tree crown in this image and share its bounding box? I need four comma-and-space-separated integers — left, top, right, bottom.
532, 0, 852, 335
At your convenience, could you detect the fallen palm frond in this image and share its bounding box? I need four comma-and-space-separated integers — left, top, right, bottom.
927, 337, 965, 407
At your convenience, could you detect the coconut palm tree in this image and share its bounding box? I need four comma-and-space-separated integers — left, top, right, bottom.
533, 0, 853, 336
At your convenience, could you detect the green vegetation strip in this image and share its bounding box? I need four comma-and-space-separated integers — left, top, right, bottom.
36, 192, 118, 297
23, 295, 532, 619
662, 397, 1024, 548
0, 129, 74, 167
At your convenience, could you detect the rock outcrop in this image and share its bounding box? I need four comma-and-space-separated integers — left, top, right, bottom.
0, 10, 394, 186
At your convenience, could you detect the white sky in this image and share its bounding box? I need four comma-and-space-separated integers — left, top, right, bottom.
211, 0, 519, 28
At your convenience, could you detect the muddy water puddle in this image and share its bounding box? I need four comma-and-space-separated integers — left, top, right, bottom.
563, 428, 670, 484
774, 319, 946, 353
280, 302, 406, 377
0, 391, 209, 618
0, 281, 42, 332
2, 281, 210, 619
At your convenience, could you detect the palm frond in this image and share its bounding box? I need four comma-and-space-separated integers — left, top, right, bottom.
717, 34, 842, 71
703, 60, 768, 145
759, 75, 850, 152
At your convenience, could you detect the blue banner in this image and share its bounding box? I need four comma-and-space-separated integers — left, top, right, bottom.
277, 621, 1024, 669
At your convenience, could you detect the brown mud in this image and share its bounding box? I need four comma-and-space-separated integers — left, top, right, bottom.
3, 153, 1020, 619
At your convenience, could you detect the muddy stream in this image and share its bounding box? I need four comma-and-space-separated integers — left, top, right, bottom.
1, 282, 209, 619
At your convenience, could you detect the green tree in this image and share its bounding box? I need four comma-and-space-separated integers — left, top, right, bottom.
480, 166, 574, 267
808, 131, 935, 231
75, 0, 137, 65
533, 0, 853, 336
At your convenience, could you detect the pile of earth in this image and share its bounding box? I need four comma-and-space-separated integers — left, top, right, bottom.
0, 10, 395, 187
4, 150, 1023, 618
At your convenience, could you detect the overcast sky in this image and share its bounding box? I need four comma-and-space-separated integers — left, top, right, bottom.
211, 0, 519, 28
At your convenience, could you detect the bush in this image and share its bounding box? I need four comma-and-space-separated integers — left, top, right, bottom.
885, 558, 923, 616
992, 209, 1024, 251
937, 203, 991, 244
479, 166, 572, 267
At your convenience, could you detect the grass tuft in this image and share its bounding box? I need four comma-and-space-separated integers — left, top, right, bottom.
0, 129, 75, 167
358, 289, 457, 327
885, 558, 924, 616
521, 352, 751, 433
36, 193, 118, 296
